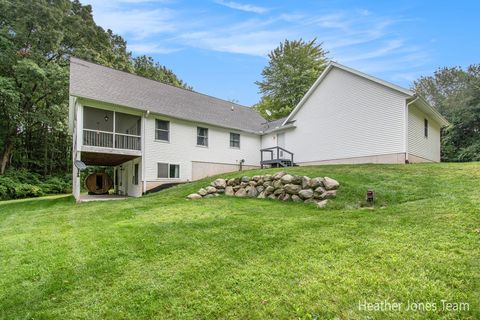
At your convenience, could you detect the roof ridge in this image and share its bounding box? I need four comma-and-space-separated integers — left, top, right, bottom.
70, 57, 261, 114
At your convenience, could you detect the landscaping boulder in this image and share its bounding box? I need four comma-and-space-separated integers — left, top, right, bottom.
284, 184, 301, 194
304, 198, 315, 204
309, 177, 324, 188
263, 174, 272, 181
324, 190, 337, 198
257, 191, 266, 199
197, 188, 208, 196
316, 200, 328, 208
264, 186, 275, 195
280, 174, 294, 184
273, 172, 286, 180
298, 189, 314, 199
213, 178, 227, 188
187, 193, 202, 199
256, 185, 264, 193
323, 177, 340, 190
241, 176, 250, 183
235, 188, 247, 197
302, 176, 311, 189
248, 181, 257, 187
267, 194, 276, 200
291, 195, 302, 202
247, 187, 258, 198
292, 175, 303, 184
206, 186, 217, 194
225, 186, 234, 196
273, 180, 283, 189
282, 194, 291, 201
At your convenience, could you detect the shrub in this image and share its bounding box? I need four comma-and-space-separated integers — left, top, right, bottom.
41, 177, 71, 194
13, 184, 43, 199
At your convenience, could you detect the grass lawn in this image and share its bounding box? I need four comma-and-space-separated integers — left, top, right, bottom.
0, 163, 479, 319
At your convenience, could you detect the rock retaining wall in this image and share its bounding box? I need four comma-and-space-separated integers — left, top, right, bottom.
187, 172, 340, 208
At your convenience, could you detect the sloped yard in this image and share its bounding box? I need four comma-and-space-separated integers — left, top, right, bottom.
0, 163, 479, 319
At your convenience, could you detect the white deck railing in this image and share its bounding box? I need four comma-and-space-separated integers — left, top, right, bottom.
83, 129, 141, 151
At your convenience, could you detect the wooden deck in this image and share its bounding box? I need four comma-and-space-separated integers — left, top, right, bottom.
260, 146, 295, 168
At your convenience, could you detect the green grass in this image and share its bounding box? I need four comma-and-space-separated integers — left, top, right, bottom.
0, 163, 479, 319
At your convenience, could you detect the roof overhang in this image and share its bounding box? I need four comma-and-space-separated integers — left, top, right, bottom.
260, 122, 296, 135
409, 95, 450, 127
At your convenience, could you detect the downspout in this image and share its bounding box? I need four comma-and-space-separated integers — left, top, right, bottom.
142, 112, 148, 194
405, 96, 419, 163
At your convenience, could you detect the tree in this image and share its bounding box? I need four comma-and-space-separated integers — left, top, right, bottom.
413, 65, 480, 161
133, 55, 192, 90
254, 38, 328, 120
0, 0, 189, 175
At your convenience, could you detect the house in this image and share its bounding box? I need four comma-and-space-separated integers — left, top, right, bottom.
69, 58, 449, 201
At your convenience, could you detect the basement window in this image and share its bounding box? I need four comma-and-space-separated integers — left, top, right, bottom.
424, 118, 429, 138
157, 163, 180, 178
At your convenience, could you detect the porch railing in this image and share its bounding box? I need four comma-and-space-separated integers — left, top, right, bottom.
83, 129, 141, 151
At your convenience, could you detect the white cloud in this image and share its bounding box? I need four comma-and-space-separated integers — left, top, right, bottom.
128, 43, 180, 54
214, 0, 269, 14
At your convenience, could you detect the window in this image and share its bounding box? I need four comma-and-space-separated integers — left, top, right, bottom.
133, 163, 139, 185
424, 119, 429, 138
230, 133, 240, 148
155, 119, 170, 141
169, 164, 180, 178
197, 127, 208, 146
157, 163, 180, 178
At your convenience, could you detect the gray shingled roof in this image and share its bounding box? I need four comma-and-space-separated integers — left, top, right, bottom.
69, 57, 268, 133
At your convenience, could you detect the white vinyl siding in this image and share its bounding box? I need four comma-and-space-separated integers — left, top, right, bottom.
144, 116, 261, 182
408, 106, 441, 162
285, 67, 409, 163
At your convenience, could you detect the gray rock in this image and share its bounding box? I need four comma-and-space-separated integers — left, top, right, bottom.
292, 175, 303, 184
264, 186, 275, 195
323, 177, 340, 190
316, 199, 328, 208
248, 181, 257, 187
213, 178, 227, 188
302, 176, 311, 189
263, 174, 273, 181
252, 175, 261, 181
240, 182, 248, 188
247, 187, 258, 197
241, 176, 250, 183
216, 188, 225, 194
280, 174, 294, 184
257, 191, 266, 199
284, 184, 302, 194
273, 180, 283, 189
227, 178, 236, 186
324, 190, 337, 199
204, 194, 214, 198
291, 195, 302, 202
257, 179, 264, 185
274, 188, 284, 195
309, 177, 324, 188
206, 186, 217, 194
225, 186, 234, 196
298, 189, 314, 199
267, 194, 276, 200
235, 188, 247, 197
314, 186, 326, 194
256, 185, 264, 193
263, 181, 272, 187
304, 198, 315, 204
273, 172, 287, 180
198, 188, 208, 196
282, 194, 291, 201
233, 185, 241, 191
187, 193, 202, 199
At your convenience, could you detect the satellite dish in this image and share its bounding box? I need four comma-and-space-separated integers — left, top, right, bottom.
265, 110, 272, 117
74, 160, 87, 171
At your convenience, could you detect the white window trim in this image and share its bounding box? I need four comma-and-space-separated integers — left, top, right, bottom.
155, 119, 170, 143
157, 162, 181, 179
196, 127, 209, 147
229, 132, 240, 149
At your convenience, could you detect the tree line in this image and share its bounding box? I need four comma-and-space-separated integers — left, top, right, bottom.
0, 0, 190, 178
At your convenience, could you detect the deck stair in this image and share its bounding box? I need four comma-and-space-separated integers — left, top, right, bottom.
260, 146, 295, 168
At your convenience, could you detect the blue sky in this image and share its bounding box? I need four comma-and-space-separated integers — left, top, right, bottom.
84, 0, 479, 106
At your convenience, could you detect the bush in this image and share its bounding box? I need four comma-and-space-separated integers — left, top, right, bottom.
0, 170, 71, 200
